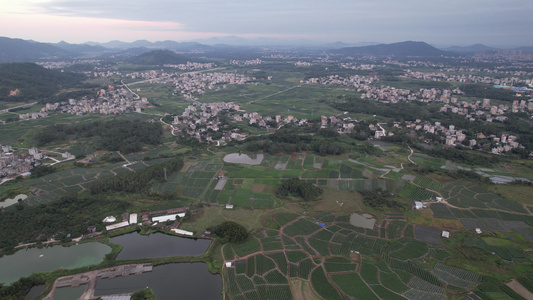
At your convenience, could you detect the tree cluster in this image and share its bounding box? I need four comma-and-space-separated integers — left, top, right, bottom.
276, 177, 323, 201
0, 63, 87, 103
0, 274, 46, 300
331, 96, 430, 122
360, 191, 404, 208
29, 165, 56, 178
459, 83, 515, 102
426, 147, 499, 166
244, 126, 347, 156
131, 288, 156, 300
0, 193, 128, 251
35, 119, 163, 154
212, 221, 248, 243
90, 156, 184, 194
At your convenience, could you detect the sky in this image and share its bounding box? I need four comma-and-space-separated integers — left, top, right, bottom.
0, 0, 532, 47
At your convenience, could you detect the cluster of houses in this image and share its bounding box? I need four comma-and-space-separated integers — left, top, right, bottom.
103, 207, 194, 236
305, 74, 461, 103
0, 145, 33, 178
370, 118, 525, 154
0, 145, 76, 179
38, 86, 146, 116
401, 69, 529, 87
163, 62, 216, 70
229, 59, 262, 65
171, 72, 253, 101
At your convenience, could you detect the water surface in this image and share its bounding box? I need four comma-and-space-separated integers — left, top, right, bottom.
0, 194, 27, 208
110, 232, 211, 260
0, 243, 111, 285
350, 213, 376, 229
53, 285, 86, 300
223, 153, 264, 165
94, 263, 222, 300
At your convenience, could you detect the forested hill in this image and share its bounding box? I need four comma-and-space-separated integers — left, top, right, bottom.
331, 41, 450, 57
0, 63, 87, 103
129, 50, 194, 65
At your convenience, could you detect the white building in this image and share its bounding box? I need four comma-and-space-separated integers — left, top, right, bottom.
414, 201, 424, 210
129, 213, 138, 225
105, 221, 129, 231
152, 214, 179, 223
102, 216, 116, 223
171, 228, 193, 236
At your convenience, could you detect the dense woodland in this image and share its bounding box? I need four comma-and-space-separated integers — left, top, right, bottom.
0, 193, 129, 251
245, 126, 348, 156
36, 119, 163, 154
0, 63, 88, 103
360, 191, 404, 208
89, 156, 184, 194
212, 221, 249, 243
0, 157, 184, 251
276, 177, 323, 201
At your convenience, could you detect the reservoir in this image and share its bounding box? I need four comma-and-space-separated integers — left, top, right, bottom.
223, 153, 264, 165
94, 263, 222, 300
0, 242, 111, 285
110, 232, 211, 260
350, 213, 376, 229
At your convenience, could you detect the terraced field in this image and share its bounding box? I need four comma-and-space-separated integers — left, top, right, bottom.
223, 213, 484, 300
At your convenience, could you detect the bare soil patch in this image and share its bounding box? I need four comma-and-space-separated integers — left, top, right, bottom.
251, 183, 266, 193
289, 279, 322, 300
180, 161, 197, 172
507, 279, 533, 300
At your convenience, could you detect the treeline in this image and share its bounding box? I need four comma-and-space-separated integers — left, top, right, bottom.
445, 169, 492, 184
0, 274, 46, 300
459, 83, 516, 102
245, 126, 348, 156
360, 191, 404, 208
90, 156, 184, 194
276, 177, 323, 201
0, 193, 128, 251
0, 63, 87, 103
35, 119, 163, 154
426, 147, 500, 166
331, 97, 431, 121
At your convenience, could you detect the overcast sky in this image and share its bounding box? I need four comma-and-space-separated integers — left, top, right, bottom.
1, 0, 532, 47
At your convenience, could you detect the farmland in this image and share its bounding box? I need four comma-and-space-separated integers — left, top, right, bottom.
2, 96, 533, 300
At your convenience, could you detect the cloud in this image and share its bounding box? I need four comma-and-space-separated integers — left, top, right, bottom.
1, 0, 532, 45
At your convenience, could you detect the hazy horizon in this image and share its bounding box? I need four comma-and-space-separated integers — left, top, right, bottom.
1, 0, 532, 48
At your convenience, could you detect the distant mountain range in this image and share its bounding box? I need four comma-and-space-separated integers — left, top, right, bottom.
1, 36, 532, 63
86, 39, 212, 51
331, 41, 450, 57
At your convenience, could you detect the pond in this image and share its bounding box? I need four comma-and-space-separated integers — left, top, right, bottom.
223, 153, 264, 165
110, 232, 212, 260
94, 263, 222, 300
24, 285, 45, 300
53, 285, 86, 300
0, 194, 27, 208
350, 213, 376, 229
0, 242, 111, 285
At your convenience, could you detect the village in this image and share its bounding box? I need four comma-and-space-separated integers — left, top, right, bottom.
0, 145, 74, 180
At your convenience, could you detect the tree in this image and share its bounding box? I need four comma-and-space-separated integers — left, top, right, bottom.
212, 221, 248, 243
276, 177, 323, 201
